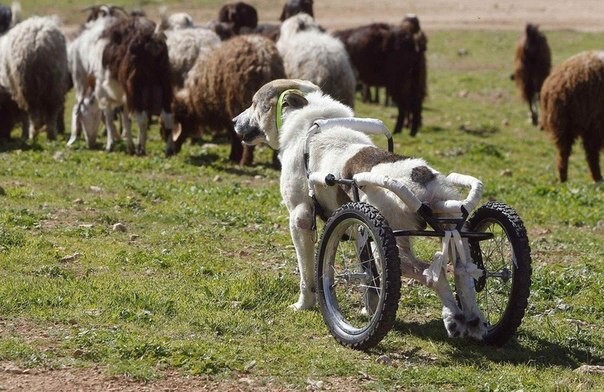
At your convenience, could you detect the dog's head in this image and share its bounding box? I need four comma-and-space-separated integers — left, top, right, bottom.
233, 79, 320, 150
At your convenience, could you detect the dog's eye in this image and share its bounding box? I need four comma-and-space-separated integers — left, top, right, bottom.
261, 101, 272, 113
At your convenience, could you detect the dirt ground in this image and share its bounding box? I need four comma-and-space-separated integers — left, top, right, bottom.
2, 0, 604, 390
311, 0, 604, 31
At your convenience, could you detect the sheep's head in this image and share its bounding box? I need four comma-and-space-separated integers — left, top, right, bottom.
280, 0, 314, 22
167, 90, 198, 156
218, 2, 258, 32
233, 79, 319, 150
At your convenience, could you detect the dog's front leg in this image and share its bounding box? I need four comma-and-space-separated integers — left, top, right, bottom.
289, 203, 316, 310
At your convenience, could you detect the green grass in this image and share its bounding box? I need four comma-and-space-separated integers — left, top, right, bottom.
1, 23, 604, 390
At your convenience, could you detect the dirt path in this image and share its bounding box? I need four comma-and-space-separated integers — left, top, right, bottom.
312, 0, 604, 31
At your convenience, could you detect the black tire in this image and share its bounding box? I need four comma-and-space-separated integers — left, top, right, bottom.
465, 201, 532, 346
316, 202, 401, 350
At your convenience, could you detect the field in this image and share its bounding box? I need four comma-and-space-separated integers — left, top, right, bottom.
1, 1, 604, 391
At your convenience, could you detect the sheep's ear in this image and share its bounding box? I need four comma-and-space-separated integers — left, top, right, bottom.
283, 91, 307, 109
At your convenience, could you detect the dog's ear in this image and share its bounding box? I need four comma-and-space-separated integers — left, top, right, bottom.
283, 90, 308, 109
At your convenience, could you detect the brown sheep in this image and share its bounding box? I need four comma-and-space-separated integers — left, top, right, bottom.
170, 34, 286, 165
512, 23, 551, 126
100, 16, 173, 155
540, 51, 604, 183
333, 15, 427, 135
217, 2, 257, 35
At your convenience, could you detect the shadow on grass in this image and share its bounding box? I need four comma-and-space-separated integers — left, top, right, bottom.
186, 151, 279, 178
0, 138, 45, 153
388, 319, 601, 368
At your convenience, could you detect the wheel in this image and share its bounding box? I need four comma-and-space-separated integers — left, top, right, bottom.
316, 202, 401, 350
465, 201, 532, 345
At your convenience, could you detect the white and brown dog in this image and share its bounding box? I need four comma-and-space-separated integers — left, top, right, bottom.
233, 79, 488, 340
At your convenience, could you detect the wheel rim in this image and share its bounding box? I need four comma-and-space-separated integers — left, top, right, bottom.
320, 217, 386, 335
471, 219, 516, 327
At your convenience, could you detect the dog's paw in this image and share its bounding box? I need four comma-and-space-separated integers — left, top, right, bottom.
464, 314, 488, 341
290, 293, 316, 310
442, 307, 467, 338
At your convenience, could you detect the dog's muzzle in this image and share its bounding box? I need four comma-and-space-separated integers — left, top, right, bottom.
233, 110, 265, 145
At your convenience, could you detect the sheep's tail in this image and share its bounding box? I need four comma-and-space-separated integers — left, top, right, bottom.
11, 1, 21, 26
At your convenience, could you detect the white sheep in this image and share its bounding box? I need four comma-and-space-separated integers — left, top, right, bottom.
164, 27, 221, 88
0, 15, 69, 140
66, 12, 122, 148
157, 9, 222, 89
277, 13, 355, 108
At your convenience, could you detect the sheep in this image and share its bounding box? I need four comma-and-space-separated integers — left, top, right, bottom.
333, 15, 428, 135
512, 23, 551, 126
66, 10, 123, 148
277, 13, 355, 109
170, 34, 286, 165
158, 10, 222, 89
158, 10, 194, 31
539, 51, 604, 183
164, 28, 221, 89
0, 16, 69, 141
280, 0, 314, 21
217, 1, 257, 35
88, 16, 174, 155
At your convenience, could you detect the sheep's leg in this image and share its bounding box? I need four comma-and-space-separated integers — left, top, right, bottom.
159, 110, 174, 142
20, 117, 29, 140
583, 136, 603, 183
67, 102, 81, 146
529, 96, 538, 126
119, 111, 134, 154
57, 104, 66, 135
393, 102, 405, 134
409, 100, 422, 136
360, 84, 369, 103
241, 145, 255, 166
556, 141, 572, 182
28, 116, 43, 141
229, 127, 244, 163
134, 111, 149, 156
45, 111, 58, 141
398, 237, 467, 338
104, 109, 120, 152
289, 203, 316, 310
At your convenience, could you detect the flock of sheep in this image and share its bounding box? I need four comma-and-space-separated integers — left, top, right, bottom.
512, 24, 603, 183
0, 0, 601, 182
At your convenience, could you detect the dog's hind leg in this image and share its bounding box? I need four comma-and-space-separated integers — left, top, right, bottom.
289, 203, 317, 310
398, 237, 468, 338
453, 240, 488, 340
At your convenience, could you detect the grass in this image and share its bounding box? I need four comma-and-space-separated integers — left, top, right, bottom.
1, 14, 604, 391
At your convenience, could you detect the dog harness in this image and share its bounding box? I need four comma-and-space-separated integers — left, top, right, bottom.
302, 118, 394, 234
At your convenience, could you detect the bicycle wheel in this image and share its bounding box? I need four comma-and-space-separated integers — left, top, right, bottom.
316, 202, 401, 350
465, 201, 532, 345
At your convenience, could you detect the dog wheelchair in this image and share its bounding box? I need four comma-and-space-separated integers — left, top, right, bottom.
306, 118, 532, 350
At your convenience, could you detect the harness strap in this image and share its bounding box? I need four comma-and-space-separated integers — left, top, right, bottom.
276, 89, 301, 131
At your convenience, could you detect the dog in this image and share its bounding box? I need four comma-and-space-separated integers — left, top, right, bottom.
233, 79, 488, 340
